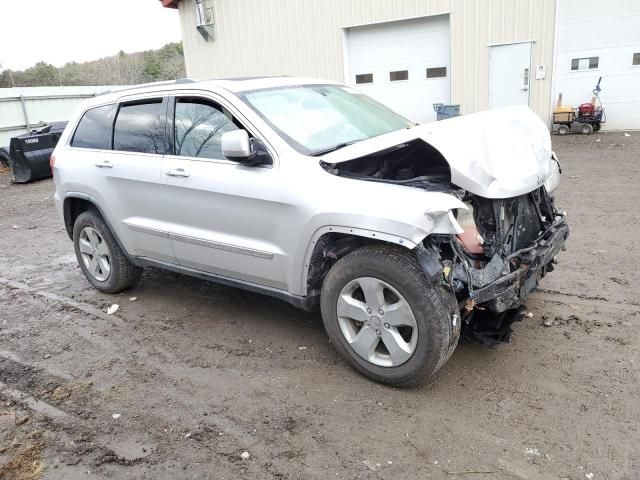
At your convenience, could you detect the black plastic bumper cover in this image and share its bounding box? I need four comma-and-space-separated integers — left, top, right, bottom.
471, 218, 570, 312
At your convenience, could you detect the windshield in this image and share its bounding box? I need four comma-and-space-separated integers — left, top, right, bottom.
240, 85, 414, 155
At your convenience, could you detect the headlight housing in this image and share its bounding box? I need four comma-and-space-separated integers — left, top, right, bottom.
544, 152, 561, 194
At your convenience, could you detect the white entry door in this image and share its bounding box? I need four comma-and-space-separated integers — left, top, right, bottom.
489, 42, 532, 109
345, 15, 450, 124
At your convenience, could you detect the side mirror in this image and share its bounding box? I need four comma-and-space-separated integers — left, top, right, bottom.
221, 129, 251, 160
221, 129, 273, 167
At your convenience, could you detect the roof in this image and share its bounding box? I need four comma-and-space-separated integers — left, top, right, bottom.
89, 76, 342, 105
160, 0, 179, 8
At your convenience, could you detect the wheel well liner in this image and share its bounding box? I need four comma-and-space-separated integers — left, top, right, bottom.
63, 196, 95, 239
305, 232, 410, 296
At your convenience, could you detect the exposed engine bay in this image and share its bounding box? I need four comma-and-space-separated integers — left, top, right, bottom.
321, 139, 464, 197
320, 139, 569, 346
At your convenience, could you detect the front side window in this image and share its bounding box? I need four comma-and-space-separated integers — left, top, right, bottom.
113, 100, 165, 154
71, 105, 114, 149
240, 85, 413, 155
571, 57, 599, 71
174, 98, 239, 159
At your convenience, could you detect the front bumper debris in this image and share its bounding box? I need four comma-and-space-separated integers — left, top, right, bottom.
455, 216, 570, 313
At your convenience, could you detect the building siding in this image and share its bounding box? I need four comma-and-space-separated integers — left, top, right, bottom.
553, 0, 640, 130
177, 0, 556, 121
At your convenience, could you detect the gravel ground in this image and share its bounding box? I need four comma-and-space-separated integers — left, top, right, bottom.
0, 132, 638, 480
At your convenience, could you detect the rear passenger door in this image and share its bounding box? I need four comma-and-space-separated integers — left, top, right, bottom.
84, 97, 174, 263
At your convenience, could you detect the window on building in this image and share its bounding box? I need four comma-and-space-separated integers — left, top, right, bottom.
633, 53, 640, 66
426, 67, 447, 78
389, 70, 409, 81
355, 73, 374, 84
570, 57, 599, 71
174, 98, 239, 160
113, 100, 165, 154
71, 105, 114, 150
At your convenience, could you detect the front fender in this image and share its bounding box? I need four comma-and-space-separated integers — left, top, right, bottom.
290, 192, 467, 296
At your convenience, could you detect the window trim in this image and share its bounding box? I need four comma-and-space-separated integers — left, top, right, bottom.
166, 93, 276, 168
355, 73, 374, 84
426, 66, 447, 79
68, 103, 117, 152
389, 70, 409, 82
570, 56, 599, 72
111, 97, 168, 156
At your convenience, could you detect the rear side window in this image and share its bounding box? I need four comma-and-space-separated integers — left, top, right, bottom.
71, 105, 114, 149
113, 100, 165, 154
174, 98, 239, 160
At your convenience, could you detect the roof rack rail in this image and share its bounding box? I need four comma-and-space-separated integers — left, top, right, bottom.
96, 78, 198, 97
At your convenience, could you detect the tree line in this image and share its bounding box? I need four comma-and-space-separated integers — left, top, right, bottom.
0, 42, 186, 88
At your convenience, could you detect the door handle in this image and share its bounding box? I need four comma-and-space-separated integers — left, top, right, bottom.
166, 168, 190, 177
94, 160, 113, 168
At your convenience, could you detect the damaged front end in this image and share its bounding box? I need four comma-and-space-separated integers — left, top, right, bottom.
418, 187, 569, 345
319, 111, 569, 346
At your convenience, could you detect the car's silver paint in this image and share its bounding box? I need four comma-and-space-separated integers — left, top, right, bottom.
221, 130, 252, 158
53, 77, 556, 298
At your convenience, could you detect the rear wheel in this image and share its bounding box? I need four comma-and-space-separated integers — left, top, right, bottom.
320, 246, 459, 387
580, 123, 594, 135
593, 122, 601, 132
73, 209, 142, 293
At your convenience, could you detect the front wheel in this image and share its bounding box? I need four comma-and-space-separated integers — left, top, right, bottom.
73, 209, 142, 293
320, 246, 459, 387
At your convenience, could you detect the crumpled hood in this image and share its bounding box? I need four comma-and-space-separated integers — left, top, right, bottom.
322, 106, 553, 199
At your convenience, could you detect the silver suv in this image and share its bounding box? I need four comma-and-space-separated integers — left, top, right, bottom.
53, 77, 568, 386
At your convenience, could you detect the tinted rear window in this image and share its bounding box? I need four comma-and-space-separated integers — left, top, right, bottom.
113, 100, 165, 154
71, 105, 114, 149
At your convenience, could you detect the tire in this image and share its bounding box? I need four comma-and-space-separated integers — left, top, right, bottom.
0, 148, 9, 168
73, 209, 142, 294
580, 123, 593, 135
556, 125, 570, 135
320, 246, 459, 387
593, 122, 601, 132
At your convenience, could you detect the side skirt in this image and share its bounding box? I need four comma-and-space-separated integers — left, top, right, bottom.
134, 257, 319, 312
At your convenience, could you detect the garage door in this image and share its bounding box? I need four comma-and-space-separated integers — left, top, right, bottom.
554, 0, 640, 130
345, 15, 450, 124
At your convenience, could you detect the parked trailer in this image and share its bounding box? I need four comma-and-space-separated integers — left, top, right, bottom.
9, 122, 67, 183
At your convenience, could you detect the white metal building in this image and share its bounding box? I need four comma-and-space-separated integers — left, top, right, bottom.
553, 0, 640, 130
0, 86, 118, 145
161, 0, 557, 124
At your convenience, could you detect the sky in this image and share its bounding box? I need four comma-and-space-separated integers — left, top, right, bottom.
0, 0, 182, 71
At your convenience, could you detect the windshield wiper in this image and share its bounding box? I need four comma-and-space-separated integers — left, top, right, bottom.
310, 140, 362, 156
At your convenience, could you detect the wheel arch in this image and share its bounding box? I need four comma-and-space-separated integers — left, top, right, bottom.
63, 194, 134, 263
301, 226, 420, 298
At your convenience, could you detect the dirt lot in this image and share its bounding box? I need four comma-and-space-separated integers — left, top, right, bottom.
0, 132, 638, 480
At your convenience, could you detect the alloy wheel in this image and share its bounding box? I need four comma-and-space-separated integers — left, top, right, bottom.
78, 226, 111, 282
336, 277, 418, 367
